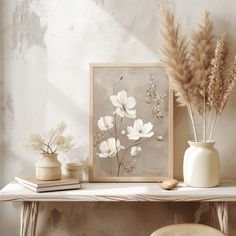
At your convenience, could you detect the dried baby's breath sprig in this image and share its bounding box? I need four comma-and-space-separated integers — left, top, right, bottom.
159, 3, 198, 140
24, 121, 74, 155
24, 133, 44, 153
145, 77, 166, 120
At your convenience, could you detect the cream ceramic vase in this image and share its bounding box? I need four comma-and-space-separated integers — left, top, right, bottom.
183, 141, 220, 188
35, 153, 61, 180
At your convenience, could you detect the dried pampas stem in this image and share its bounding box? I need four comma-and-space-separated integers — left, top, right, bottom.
190, 11, 214, 141
190, 11, 214, 115
159, 3, 191, 107
159, 3, 197, 141
219, 56, 236, 114
187, 105, 198, 141
208, 34, 228, 114
206, 106, 212, 139
159, 3, 236, 141
208, 37, 236, 139
209, 114, 219, 140
203, 87, 206, 141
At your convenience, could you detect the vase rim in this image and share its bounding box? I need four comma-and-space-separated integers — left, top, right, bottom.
64, 162, 83, 171
65, 162, 82, 167
188, 140, 216, 147
188, 140, 216, 144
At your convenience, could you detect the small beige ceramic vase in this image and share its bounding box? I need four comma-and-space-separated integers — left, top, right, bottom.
35, 153, 61, 181
183, 141, 220, 188
64, 163, 83, 182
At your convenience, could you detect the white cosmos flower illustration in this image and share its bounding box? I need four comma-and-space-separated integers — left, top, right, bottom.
110, 90, 136, 118
127, 119, 154, 140
98, 138, 123, 158
131, 146, 142, 157
97, 116, 114, 131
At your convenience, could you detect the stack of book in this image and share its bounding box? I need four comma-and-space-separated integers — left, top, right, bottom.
15, 175, 81, 193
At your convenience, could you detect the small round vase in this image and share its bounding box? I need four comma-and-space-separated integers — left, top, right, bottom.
64, 163, 83, 182
35, 153, 61, 181
183, 141, 220, 188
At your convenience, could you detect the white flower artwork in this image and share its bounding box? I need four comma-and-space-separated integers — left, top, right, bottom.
130, 146, 142, 157
97, 116, 114, 131
127, 119, 154, 140
90, 64, 173, 181
98, 138, 123, 158
96, 89, 152, 177
110, 90, 136, 118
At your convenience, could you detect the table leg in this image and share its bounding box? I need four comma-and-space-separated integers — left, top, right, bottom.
194, 202, 210, 223
20, 202, 39, 236
212, 202, 228, 235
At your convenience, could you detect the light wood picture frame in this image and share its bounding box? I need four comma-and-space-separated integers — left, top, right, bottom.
89, 63, 173, 182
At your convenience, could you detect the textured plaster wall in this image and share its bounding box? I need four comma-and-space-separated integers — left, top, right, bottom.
1, 0, 236, 235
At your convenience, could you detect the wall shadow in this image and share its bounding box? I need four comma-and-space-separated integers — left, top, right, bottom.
0, 0, 5, 188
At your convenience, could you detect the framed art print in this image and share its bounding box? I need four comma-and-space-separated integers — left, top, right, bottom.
89, 63, 173, 182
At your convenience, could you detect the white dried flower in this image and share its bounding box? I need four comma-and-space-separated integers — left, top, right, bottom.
24, 122, 73, 155
24, 133, 44, 152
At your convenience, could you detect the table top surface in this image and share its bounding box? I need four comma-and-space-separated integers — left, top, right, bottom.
1, 181, 236, 202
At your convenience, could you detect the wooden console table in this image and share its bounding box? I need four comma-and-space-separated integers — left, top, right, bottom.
0, 181, 235, 236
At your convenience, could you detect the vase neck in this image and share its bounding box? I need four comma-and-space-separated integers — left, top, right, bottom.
42, 153, 58, 158
188, 141, 215, 148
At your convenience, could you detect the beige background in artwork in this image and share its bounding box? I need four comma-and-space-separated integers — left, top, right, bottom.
1, 0, 236, 235
90, 64, 173, 182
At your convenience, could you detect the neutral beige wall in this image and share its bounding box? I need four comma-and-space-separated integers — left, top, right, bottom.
1, 0, 236, 235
